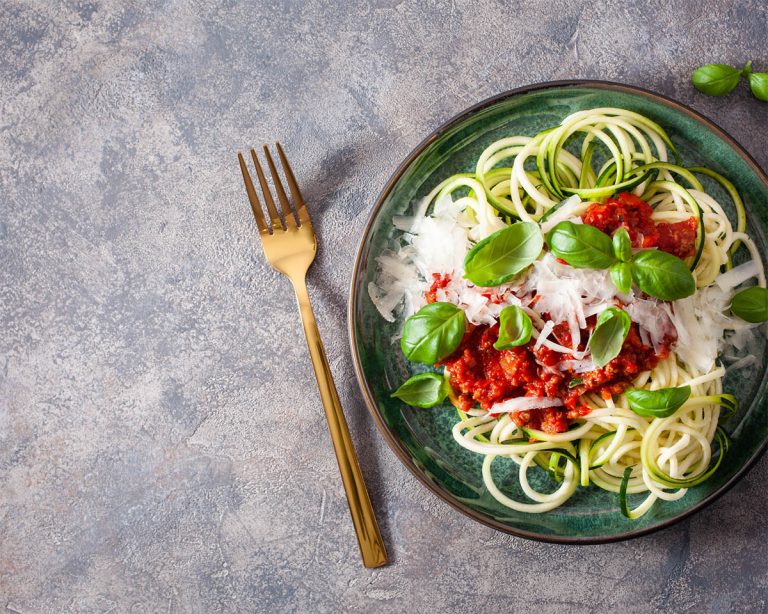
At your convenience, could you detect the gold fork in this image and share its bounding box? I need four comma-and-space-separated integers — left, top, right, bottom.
238, 143, 388, 568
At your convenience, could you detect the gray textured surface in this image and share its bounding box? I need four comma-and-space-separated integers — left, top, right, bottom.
2, 1, 768, 612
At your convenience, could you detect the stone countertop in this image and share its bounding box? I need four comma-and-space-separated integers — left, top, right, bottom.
2, 1, 767, 612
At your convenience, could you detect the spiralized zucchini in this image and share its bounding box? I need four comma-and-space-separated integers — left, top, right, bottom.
414, 108, 764, 519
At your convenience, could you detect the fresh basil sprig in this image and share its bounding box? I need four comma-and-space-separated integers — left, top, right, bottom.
692, 60, 768, 102
546, 221, 617, 269
546, 221, 695, 301
494, 305, 533, 350
626, 385, 692, 418
692, 64, 742, 96
401, 302, 466, 364
588, 307, 631, 368
731, 286, 768, 323
631, 250, 696, 301
464, 222, 543, 287
391, 372, 451, 408
610, 262, 632, 294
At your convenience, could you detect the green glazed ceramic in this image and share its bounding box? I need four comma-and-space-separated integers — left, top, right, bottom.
349, 81, 768, 543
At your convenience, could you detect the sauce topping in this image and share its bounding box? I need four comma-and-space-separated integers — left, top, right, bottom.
441, 320, 672, 434
582, 192, 698, 259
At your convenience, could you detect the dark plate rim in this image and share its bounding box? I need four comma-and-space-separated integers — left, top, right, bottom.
347, 79, 768, 545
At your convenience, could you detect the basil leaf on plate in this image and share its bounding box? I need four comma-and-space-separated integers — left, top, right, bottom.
692, 63, 741, 96
631, 250, 696, 301
494, 305, 533, 350
612, 227, 632, 262
391, 372, 451, 408
610, 262, 633, 294
588, 306, 631, 368
547, 221, 617, 269
626, 385, 692, 418
731, 286, 768, 323
401, 302, 466, 364
464, 222, 543, 287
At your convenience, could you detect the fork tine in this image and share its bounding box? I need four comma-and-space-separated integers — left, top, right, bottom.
276, 141, 311, 226
250, 148, 284, 231
263, 145, 299, 228
238, 152, 269, 234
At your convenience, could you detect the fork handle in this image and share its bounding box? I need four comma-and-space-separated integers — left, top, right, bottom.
291, 279, 388, 568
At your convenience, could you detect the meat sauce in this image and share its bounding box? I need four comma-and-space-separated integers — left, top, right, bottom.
441, 322, 671, 434
582, 192, 698, 259
425, 193, 692, 435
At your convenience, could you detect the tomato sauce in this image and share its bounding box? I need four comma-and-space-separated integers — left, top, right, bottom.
442, 321, 672, 434
582, 192, 697, 259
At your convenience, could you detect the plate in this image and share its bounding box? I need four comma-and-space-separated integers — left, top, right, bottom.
348, 81, 768, 543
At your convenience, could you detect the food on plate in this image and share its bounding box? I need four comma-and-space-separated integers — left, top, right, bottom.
370, 108, 767, 518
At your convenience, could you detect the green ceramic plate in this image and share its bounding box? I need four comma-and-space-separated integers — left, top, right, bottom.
349, 81, 768, 543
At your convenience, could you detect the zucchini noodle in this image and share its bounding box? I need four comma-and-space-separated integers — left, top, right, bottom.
373, 107, 765, 519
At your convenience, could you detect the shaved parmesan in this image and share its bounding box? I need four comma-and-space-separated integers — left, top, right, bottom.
716, 259, 761, 292
556, 359, 596, 373
488, 396, 564, 415
534, 321, 555, 350
626, 298, 676, 354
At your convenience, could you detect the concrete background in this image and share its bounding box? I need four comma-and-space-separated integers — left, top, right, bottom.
2, 1, 767, 612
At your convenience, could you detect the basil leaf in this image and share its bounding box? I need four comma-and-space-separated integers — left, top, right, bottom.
401, 302, 466, 364
612, 227, 632, 262
610, 262, 632, 294
749, 72, 768, 102
391, 372, 451, 408
494, 305, 533, 350
731, 286, 768, 323
631, 250, 696, 301
588, 307, 631, 368
692, 63, 741, 96
626, 386, 692, 418
547, 221, 617, 269
464, 222, 543, 286
568, 378, 583, 389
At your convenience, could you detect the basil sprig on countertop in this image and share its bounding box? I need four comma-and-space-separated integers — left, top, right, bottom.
464, 222, 543, 287
692, 60, 768, 102
494, 305, 533, 350
731, 286, 768, 323
588, 306, 631, 368
391, 372, 451, 408
546, 221, 696, 301
626, 386, 692, 418
749, 71, 768, 102
401, 302, 466, 364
